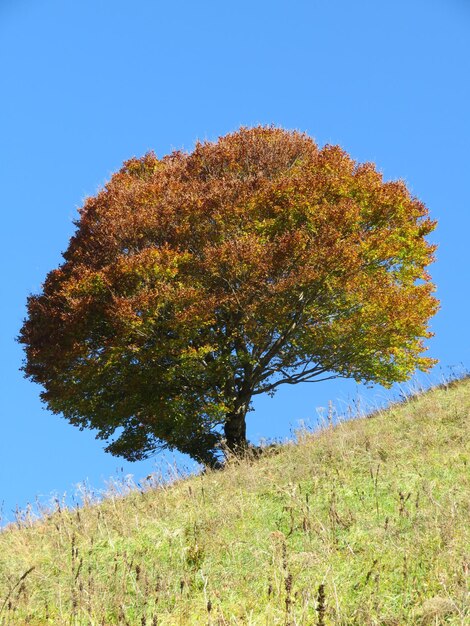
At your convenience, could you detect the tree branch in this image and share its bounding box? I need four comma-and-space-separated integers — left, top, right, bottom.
252, 291, 307, 381
252, 367, 338, 396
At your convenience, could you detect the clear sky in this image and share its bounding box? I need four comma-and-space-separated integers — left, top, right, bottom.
1, 0, 469, 523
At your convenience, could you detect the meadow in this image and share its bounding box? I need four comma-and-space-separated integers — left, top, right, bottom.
0, 378, 468, 624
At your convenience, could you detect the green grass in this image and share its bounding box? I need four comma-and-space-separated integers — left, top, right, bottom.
1, 379, 469, 625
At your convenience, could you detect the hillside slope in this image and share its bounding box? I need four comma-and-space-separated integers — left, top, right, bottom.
0, 380, 469, 625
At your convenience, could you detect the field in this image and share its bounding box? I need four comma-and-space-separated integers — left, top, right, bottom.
0, 379, 469, 624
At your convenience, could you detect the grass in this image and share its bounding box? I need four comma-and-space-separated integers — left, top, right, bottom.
0, 378, 469, 624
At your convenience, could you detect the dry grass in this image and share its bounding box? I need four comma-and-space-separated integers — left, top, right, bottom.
0, 379, 469, 624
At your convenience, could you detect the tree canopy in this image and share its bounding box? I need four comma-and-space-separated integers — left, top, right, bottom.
19, 127, 438, 467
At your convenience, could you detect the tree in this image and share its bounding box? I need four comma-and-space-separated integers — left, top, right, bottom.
19, 127, 438, 467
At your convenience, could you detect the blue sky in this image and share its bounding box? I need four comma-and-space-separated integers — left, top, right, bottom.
1, 0, 469, 523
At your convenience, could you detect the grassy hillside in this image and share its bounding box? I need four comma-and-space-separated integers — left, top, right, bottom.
1, 380, 469, 625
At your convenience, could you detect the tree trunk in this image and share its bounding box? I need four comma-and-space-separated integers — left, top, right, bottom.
224, 404, 248, 454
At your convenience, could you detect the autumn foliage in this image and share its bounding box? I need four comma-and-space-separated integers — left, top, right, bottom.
19, 127, 438, 466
